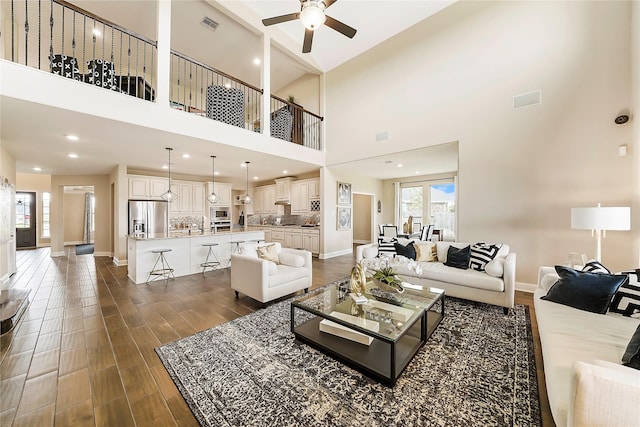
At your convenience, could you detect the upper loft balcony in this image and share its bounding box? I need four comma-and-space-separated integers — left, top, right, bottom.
2, 0, 324, 152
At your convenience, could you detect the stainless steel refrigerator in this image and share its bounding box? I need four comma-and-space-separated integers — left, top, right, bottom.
128, 200, 169, 238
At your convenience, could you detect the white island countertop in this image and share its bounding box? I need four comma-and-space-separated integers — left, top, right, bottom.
127, 229, 265, 284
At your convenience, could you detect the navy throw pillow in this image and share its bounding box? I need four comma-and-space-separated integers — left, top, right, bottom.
444, 245, 470, 270
394, 240, 416, 260
541, 265, 628, 314
623, 325, 640, 370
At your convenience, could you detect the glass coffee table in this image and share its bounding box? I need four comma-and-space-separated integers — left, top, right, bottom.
291, 278, 444, 386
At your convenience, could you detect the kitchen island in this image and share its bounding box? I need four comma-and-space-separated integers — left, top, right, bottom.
127, 229, 265, 284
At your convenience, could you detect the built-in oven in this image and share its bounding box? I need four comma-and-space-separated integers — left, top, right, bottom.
209, 207, 231, 232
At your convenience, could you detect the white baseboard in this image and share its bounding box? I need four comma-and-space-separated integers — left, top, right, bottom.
515, 282, 537, 293
319, 248, 353, 259
94, 251, 111, 257
36, 243, 51, 248
50, 251, 65, 257
113, 257, 128, 266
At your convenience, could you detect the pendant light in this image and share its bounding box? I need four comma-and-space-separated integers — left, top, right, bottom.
243, 161, 252, 204
160, 147, 178, 202
207, 155, 220, 204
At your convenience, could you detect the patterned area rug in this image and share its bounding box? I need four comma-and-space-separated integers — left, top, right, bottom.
156, 284, 541, 427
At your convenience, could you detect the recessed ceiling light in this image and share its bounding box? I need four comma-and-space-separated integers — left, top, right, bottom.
253, 58, 261, 65
182, 153, 190, 159
92, 28, 101, 36
415, 171, 420, 174
283, 170, 288, 174
33, 167, 42, 172
214, 171, 220, 176
241, 163, 246, 168
397, 163, 403, 167
224, 83, 231, 88
253, 176, 259, 180
162, 165, 169, 170
66, 134, 79, 141
68, 153, 79, 158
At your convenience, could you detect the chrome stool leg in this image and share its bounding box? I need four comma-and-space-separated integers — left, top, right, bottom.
201, 243, 221, 276
146, 249, 174, 284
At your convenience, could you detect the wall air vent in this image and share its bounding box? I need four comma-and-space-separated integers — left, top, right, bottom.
201, 16, 219, 32
513, 90, 541, 109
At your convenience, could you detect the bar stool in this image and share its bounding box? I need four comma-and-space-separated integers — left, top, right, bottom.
146, 249, 174, 284
201, 243, 221, 276
228, 239, 245, 267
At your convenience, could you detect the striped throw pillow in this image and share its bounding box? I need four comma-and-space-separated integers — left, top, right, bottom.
469, 242, 501, 271
609, 270, 640, 317
582, 260, 610, 274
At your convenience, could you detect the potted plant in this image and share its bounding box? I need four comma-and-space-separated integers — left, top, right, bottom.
371, 266, 405, 293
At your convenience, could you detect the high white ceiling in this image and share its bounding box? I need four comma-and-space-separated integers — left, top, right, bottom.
1, 0, 459, 184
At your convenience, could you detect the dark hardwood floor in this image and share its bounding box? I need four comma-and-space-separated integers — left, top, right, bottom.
0, 247, 553, 426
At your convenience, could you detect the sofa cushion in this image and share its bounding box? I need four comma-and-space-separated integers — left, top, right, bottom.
278, 252, 305, 268
269, 265, 310, 288
414, 241, 437, 262
622, 325, 640, 369
444, 245, 470, 270
362, 246, 379, 259
542, 266, 628, 314
609, 271, 640, 317
469, 242, 501, 271
257, 244, 280, 264
484, 258, 505, 278
394, 240, 416, 260
266, 261, 278, 275
407, 262, 505, 292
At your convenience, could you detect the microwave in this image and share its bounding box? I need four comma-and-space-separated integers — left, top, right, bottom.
212, 208, 228, 219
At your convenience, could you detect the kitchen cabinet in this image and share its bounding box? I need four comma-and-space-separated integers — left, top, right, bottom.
128, 175, 169, 199
270, 228, 285, 245
275, 177, 294, 202
207, 182, 232, 207
263, 228, 272, 243
284, 228, 303, 249
308, 179, 320, 199
303, 228, 320, 255
170, 183, 192, 213
253, 187, 264, 214
263, 185, 277, 213
291, 181, 309, 214
192, 183, 206, 214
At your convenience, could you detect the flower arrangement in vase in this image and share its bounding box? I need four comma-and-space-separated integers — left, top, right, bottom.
371, 266, 405, 293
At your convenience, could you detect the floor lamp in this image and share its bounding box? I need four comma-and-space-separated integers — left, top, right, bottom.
571, 204, 631, 262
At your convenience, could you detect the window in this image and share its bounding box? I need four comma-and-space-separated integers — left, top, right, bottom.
15, 193, 31, 228
399, 179, 456, 240
91, 195, 95, 233
42, 192, 50, 238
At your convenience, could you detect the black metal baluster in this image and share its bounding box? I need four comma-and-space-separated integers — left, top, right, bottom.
48, 0, 53, 71
24, 0, 28, 66
149, 44, 154, 102
91, 18, 95, 60
127, 35, 131, 87
119, 32, 123, 84
11, 0, 15, 62
135, 38, 139, 98
38, 0, 41, 70
81, 15, 85, 77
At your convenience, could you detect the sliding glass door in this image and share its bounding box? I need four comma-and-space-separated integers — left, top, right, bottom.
400, 179, 456, 240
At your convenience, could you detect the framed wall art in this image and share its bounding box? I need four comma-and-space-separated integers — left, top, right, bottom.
337, 182, 352, 205
337, 207, 352, 230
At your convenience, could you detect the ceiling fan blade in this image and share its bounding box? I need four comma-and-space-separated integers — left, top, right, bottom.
324, 0, 338, 8
262, 12, 300, 27
302, 29, 314, 53
324, 15, 357, 38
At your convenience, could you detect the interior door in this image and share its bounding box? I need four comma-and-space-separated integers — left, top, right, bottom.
16, 192, 36, 248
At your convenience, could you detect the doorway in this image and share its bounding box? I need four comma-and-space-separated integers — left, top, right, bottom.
353, 193, 374, 244
63, 186, 95, 245
15, 192, 36, 248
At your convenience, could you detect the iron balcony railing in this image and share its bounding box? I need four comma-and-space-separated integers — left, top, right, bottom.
5, 0, 323, 150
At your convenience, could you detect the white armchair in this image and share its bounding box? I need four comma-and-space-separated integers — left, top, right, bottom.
230, 242, 312, 303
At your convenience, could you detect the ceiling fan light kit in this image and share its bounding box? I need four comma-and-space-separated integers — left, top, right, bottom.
300, 1, 326, 30
262, 0, 356, 53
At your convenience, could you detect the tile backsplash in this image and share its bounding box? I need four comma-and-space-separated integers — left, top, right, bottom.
170, 215, 206, 229
247, 213, 320, 226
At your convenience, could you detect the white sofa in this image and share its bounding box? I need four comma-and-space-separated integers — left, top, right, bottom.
356, 240, 516, 313
230, 242, 312, 303
534, 267, 640, 427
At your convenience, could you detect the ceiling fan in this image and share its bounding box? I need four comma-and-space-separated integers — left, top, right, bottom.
262, 0, 357, 53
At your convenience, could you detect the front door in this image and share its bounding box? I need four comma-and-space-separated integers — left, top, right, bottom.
16, 192, 36, 248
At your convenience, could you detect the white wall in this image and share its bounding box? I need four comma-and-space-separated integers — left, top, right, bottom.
274, 73, 321, 115
326, 1, 635, 282
632, 1, 640, 267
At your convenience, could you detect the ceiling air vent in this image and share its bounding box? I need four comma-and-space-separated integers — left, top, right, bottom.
513, 90, 541, 109
201, 16, 219, 32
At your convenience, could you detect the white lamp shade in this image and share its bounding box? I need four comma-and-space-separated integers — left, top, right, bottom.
571, 206, 631, 231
